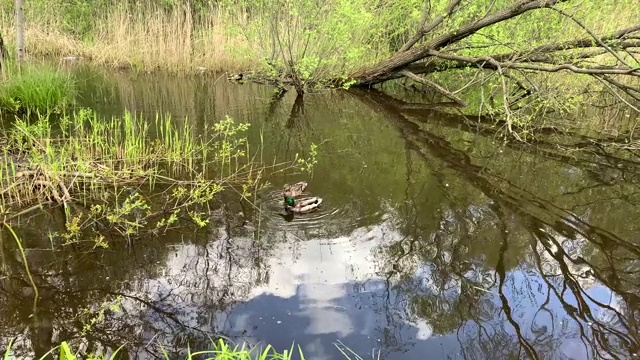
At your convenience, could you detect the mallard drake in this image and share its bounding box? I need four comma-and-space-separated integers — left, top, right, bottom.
282, 181, 307, 198
284, 196, 322, 214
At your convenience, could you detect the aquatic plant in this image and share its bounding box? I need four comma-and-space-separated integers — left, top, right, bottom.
0, 62, 76, 113
0, 108, 311, 245
296, 143, 319, 176
2, 338, 379, 360
2, 339, 303, 360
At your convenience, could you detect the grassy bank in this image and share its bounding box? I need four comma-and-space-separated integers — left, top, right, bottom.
0, 62, 75, 113
0, 2, 253, 74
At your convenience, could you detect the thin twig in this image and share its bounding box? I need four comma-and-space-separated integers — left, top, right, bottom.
426, 50, 640, 76
400, 0, 462, 52
549, 5, 631, 67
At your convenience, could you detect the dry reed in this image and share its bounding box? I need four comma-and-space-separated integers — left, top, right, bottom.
1, 3, 255, 74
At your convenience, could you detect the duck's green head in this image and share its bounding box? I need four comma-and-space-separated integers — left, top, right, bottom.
284, 196, 295, 206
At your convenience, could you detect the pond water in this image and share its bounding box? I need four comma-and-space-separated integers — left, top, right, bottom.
1, 67, 639, 360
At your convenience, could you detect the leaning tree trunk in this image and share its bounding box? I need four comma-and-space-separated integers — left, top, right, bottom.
15, 0, 25, 64
347, 0, 640, 106
351, 0, 569, 86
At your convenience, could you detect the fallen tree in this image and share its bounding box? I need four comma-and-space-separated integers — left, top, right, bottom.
351, 1, 639, 83
233, 0, 640, 124
344, 0, 640, 113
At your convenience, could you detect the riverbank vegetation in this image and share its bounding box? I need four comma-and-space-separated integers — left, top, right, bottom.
2, 309, 369, 359
3, 338, 312, 359
0, 108, 306, 246
0, 61, 75, 114
1, 0, 639, 137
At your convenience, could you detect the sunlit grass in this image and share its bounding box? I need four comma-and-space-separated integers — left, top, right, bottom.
0, 108, 308, 242
0, 109, 259, 207
0, 62, 76, 113
0, 0, 390, 76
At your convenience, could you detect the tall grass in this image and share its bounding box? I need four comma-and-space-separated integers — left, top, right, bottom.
0, 62, 76, 113
0, 108, 255, 208
0, 2, 255, 74
0, 0, 394, 76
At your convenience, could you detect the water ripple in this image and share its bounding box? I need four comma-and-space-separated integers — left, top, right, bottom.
259, 189, 381, 233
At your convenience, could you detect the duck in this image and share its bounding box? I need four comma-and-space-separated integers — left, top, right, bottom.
227, 72, 244, 81
284, 196, 323, 214
282, 181, 307, 198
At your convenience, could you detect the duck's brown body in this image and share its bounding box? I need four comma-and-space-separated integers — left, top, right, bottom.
282, 181, 307, 198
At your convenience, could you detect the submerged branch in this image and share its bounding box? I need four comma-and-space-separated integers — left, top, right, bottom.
398, 70, 467, 107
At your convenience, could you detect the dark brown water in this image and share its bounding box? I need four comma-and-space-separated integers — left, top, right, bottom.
1, 67, 639, 359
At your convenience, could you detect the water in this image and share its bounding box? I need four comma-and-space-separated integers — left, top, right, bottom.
1, 67, 639, 359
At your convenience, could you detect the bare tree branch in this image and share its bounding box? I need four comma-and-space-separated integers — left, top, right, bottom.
381, 37, 639, 81
433, 24, 640, 67
416, 33, 640, 75
522, 23, 640, 55
353, 0, 569, 84
548, 6, 633, 67
398, 70, 467, 107
399, 0, 463, 52
427, 0, 568, 50
426, 50, 640, 75
414, 40, 639, 75
593, 76, 640, 113
595, 75, 640, 103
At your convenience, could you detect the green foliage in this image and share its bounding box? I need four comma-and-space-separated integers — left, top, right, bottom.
220, 0, 404, 84
42, 0, 106, 38
1, 108, 305, 245
2, 338, 321, 359
0, 63, 76, 113
1, 338, 373, 360
3, 339, 124, 360
212, 115, 252, 177
2, 0, 635, 96
296, 143, 318, 175
79, 296, 123, 336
